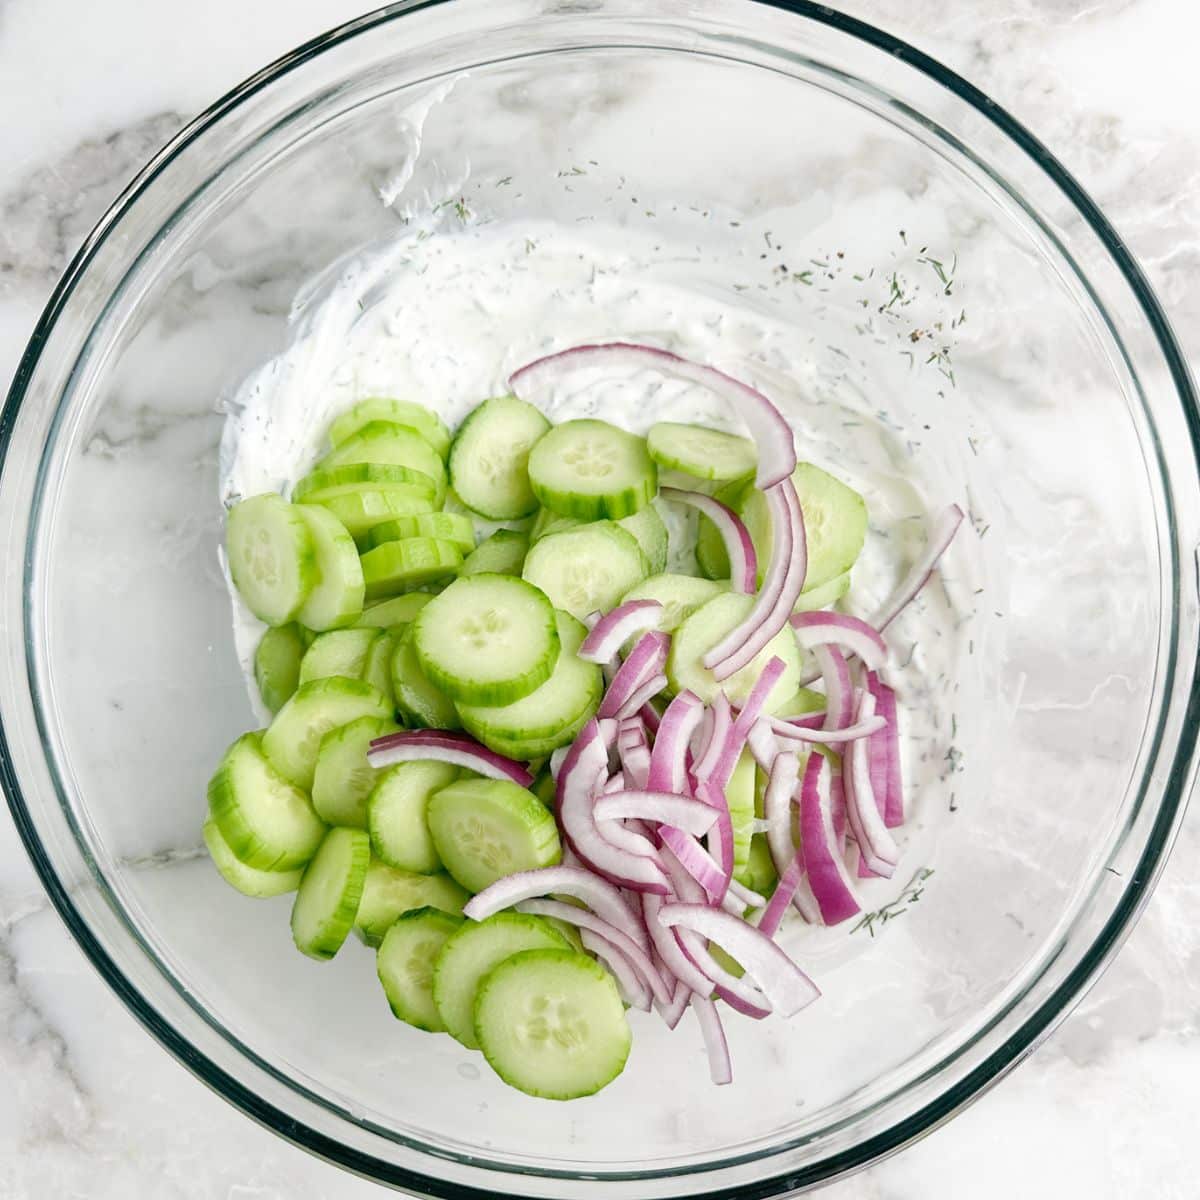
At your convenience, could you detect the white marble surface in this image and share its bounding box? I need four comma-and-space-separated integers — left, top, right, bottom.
1, 1, 1198, 1196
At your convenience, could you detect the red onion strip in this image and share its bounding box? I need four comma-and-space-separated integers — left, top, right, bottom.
690, 993, 733, 1086
593, 791, 718, 837
790, 611, 888, 671
658, 979, 691, 1030
812, 644, 854, 731
640, 703, 662, 735
579, 928, 652, 1011
367, 731, 532, 787
647, 691, 705, 794
660, 486, 758, 594
597, 631, 670, 721
765, 713, 886, 744
642, 892, 714, 997
798, 749, 861, 925
578, 599, 663, 663
872, 676, 904, 828
842, 692, 899, 877
615, 673, 668, 721
872, 503, 965, 631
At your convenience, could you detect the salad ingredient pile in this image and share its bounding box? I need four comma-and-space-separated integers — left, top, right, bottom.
210, 343, 961, 1100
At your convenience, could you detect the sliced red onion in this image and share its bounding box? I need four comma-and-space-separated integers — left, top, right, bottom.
601, 772, 625, 794
597, 631, 670, 720
594, 791, 718, 837
765, 713, 886, 744
597, 817, 660, 861
871, 675, 904, 828
763, 749, 800, 884
831, 771, 848, 854
579, 928, 652, 1011
578, 600, 663, 663
783, 710, 827, 729
368, 731, 533, 787
647, 691, 705, 794
549, 745, 571, 780
640, 703, 662, 735
694, 693, 733, 781
731, 656, 788, 741
616, 715, 648, 749
798, 748, 861, 925
690, 993, 733, 1086
657, 979, 691, 1030
757, 850, 804, 940
862, 672, 890, 833
790, 611, 888, 671
746, 720, 780, 773
464, 865, 647, 949
812, 644, 854, 731
695, 779, 735, 900
726, 877, 768, 910
615, 673, 668, 721
517, 898, 671, 1006
509, 341, 796, 489
842, 692, 899, 877
657, 904, 822, 1018
714, 984, 772, 1021
557, 720, 670, 894
642, 892, 714, 997
660, 486, 757, 594
658, 825, 727, 903
621, 744, 652, 790
872, 503, 965, 631
682, 935, 771, 1013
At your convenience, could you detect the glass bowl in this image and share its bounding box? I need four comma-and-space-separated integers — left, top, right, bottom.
2, 1, 1198, 1195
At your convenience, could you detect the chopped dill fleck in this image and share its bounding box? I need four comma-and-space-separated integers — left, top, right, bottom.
454, 198, 471, 221
524, 237, 537, 254
851, 868, 934, 936
496, 176, 512, 186
794, 270, 814, 286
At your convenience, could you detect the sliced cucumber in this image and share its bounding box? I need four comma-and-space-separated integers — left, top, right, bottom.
261, 677, 392, 790
737, 834, 779, 895
254, 623, 306, 715
530, 769, 557, 808
310, 714, 401, 828
226, 494, 317, 626
319, 421, 447, 505
376, 907, 465, 1031
298, 628, 380, 686
460, 529, 529, 578
355, 858, 470, 946
647, 421, 757, 485
357, 592, 432, 628
620, 573, 727, 635
617, 504, 669, 575
203, 817, 304, 898
291, 826, 371, 961
208, 732, 326, 870
474, 948, 631, 1100
362, 629, 397, 707
292, 462, 439, 506
695, 503, 734, 581
414, 574, 559, 706
528, 419, 656, 520
433, 913, 570, 1048
360, 537, 463, 602
308, 489, 436, 541
457, 610, 601, 755
667, 592, 800, 710
329, 397, 452, 460
449, 396, 550, 520
793, 569, 851, 612
368, 761, 459, 874
391, 625, 462, 730
294, 503, 365, 631
522, 522, 649, 621
466, 724, 589, 764
365, 512, 475, 554
529, 508, 580, 544
776, 686, 826, 717
426, 777, 561, 893
726, 748, 756, 878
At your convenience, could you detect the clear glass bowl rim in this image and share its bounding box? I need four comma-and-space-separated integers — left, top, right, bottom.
2, 1, 1198, 1196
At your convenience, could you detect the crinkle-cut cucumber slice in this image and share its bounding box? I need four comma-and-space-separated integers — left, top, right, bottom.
292, 462, 439, 506
294, 503, 365, 631
297, 627, 380, 686
426, 777, 561, 893
307, 489, 436, 542
474, 948, 631, 1099
368, 761, 459, 874
433, 912, 570, 1048
207, 732, 326, 871
666, 592, 800, 710
310, 714, 401, 828
460, 529, 529, 577
449, 396, 550, 520
414, 574, 559, 706
354, 858, 470, 947
318, 420, 447, 505
391, 625, 462, 730
254, 623, 306, 715
376, 907, 464, 1031
528, 419, 656, 520
227, 494, 317, 626
329, 398, 452, 460
290, 826, 371, 960
365, 512, 475, 554
646, 421, 757, 485
521, 522, 649, 622
261, 677, 392, 790
203, 817, 304, 898
360, 537, 463, 602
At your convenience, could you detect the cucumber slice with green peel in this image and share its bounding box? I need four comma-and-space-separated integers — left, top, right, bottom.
695, 506, 734, 581
203, 817, 304, 898
208, 732, 326, 871
329, 398, 452, 460
294, 503, 365, 631
308, 489, 436, 542
460, 530, 529, 577
318, 421, 448, 505
354, 858, 470, 946
368, 761, 459, 874
254, 623, 306, 715
521, 522, 649, 622
776, 686, 826, 717
468, 720, 592, 765
292, 462, 440, 506
529, 507, 580, 543
737, 834, 779, 895
376, 907, 465, 1031
474, 948, 631, 1100
456, 611, 602, 754
298, 628, 380, 686
667, 592, 800, 710
528, 419, 657, 520
391, 625, 462, 731
449, 396, 550, 520
426, 777, 562, 893
357, 592, 432, 628
414, 574, 559, 706
544, 916, 586, 954
310, 715, 401, 828
433, 913, 571, 1048
360, 537, 463, 602
365, 512, 475, 553
290, 826, 371, 961
530, 769, 556, 808
362, 630, 397, 707
793, 569, 852, 612
261, 677, 392, 790
620, 573, 727, 635
226, 494, 317, 626
617, 504, 668, 575
646, 422, 757, 484
726, 748, 756, 878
